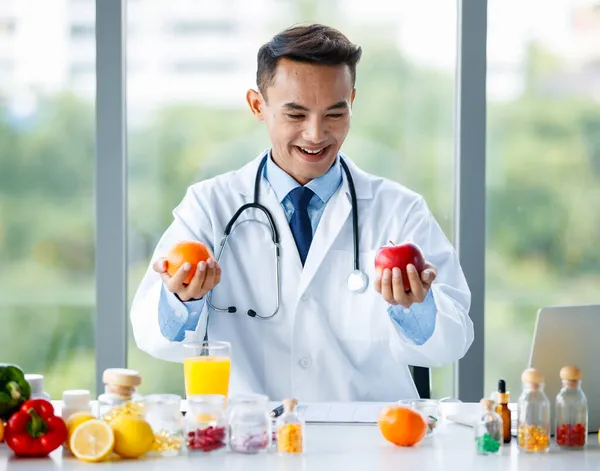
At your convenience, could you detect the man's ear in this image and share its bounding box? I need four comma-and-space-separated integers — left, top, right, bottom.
246, 89, 265, 121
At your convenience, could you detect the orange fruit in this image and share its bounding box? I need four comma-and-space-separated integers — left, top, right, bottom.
377, 405, 427, 447
165, 241, 211, 284
0, 420, 4, 442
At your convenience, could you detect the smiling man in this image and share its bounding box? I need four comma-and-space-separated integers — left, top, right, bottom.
130, 24, 473, 402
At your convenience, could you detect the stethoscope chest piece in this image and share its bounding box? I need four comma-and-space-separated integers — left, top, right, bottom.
347, 269, 369, 293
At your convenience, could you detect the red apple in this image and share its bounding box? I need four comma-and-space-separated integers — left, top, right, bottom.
375, 241, 426, 292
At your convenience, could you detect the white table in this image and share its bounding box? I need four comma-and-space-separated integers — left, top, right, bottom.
1, 411, 599, 470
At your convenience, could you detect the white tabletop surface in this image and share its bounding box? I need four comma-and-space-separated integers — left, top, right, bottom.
1, 405, 599, 471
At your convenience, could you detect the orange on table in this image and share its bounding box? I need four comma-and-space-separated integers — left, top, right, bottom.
0, 419, 4, 442
377, 405, 428, 447
166, 240, 211, 285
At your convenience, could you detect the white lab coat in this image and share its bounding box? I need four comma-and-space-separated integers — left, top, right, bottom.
130, 152, 473, 402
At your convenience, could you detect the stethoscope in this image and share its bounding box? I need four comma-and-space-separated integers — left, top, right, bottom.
205, 152, 369, 321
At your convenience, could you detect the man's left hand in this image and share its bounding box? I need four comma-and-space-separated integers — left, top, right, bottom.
374, 261, 437, 309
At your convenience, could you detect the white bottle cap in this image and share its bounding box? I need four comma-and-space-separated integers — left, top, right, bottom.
25, 374, 45, 395
62, 390, 91, 408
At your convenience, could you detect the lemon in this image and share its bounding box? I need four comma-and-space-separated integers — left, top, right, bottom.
65, 411, 96, 450
70, 419, 115, 463
110, 415, 155, 459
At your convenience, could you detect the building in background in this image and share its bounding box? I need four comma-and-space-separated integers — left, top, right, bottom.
0, 0, 599, 120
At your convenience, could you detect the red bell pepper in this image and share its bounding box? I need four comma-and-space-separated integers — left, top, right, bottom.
5, 398, 68, 457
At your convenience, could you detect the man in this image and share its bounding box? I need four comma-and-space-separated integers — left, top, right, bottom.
130, 24, 473, 402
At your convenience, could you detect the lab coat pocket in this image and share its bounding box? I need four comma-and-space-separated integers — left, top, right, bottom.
326, 249, 390, 342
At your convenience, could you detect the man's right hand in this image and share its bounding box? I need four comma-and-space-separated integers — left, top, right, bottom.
153, 257, 222, 302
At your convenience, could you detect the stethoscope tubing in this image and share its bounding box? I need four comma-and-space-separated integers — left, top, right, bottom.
205, 152, 361, 321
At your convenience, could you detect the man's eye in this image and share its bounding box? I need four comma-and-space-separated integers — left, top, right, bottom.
328, 113, 345, 118
287, 114, 304, 119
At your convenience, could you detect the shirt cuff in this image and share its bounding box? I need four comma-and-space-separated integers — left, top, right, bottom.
158, 284, 204, 342
387, 289, 437, 346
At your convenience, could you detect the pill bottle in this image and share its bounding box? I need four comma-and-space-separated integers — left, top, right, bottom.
145, 394, 184, 456
228, 393, 272, 454
517, 368, 550, 453
276, 398, 304, 455
555, 365, 588, 449
61, 389, 92, 421
97, 368, 144, 420
475, 399, 503, 455
25, 374, 51, 400
184, 394, 227, 453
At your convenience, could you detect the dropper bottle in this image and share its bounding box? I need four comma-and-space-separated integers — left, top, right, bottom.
496, 379, 511, 443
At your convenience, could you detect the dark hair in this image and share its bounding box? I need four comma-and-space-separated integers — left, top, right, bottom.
256, 24, 362, 96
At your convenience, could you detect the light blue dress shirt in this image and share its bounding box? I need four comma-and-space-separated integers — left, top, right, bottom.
158, 152, 438, 344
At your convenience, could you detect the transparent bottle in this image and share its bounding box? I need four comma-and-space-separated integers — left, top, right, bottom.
97, 368, 144, 420
555, 365, 588, 449
475, 399, 503, 455
517, 368, 550, 453
145, 394, 184, 456
184, 394, 227, 453
276, 398, 304, 455
227, 394, 272, 454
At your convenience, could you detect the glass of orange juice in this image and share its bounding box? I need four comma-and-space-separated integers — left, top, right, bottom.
183, 341, 231, 399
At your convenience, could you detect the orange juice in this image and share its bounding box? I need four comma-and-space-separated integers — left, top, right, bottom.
183, 356, 231, 397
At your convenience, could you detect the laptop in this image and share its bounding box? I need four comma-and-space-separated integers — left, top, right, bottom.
529, 304, 600, 434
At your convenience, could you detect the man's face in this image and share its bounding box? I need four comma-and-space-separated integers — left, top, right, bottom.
247, 58, 356, 185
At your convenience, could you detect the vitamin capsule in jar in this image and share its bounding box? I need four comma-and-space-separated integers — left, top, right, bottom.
276, 398, 304, 454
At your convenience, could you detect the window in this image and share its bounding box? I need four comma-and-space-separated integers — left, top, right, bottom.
168, 60, 238, 74
485, 0, 600, 396
127, 0, 458, 398
71, 23, 95, 38
166, 20, 237, 35
0, 1, 95, 397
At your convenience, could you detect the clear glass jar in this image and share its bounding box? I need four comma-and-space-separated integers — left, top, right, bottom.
145, 394, 184, 456
97, 368, 145, 421
276, 398, 304, 455
227, 394, 272, 454
184, 394, 227, 453
555, 365, 588, 449
397, 399, 440, 436
517, 368, 550, 453
474, 399, 503, 454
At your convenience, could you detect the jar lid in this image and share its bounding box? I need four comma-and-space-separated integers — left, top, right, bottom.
102, 368, 142, 387
283, 398, 298, 413
25, 374, 44, 395
480, 398, 494, 411
559, 365, 582, 381
521, 367, 544, 384
63, 389, 91, 407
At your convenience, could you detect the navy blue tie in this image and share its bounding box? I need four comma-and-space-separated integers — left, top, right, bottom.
289, 187, 314, 265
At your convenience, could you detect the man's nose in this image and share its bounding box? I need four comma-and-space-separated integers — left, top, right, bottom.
303, 117, 327, 144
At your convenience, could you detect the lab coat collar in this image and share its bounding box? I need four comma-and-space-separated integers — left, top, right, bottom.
231, 149, 374, 201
